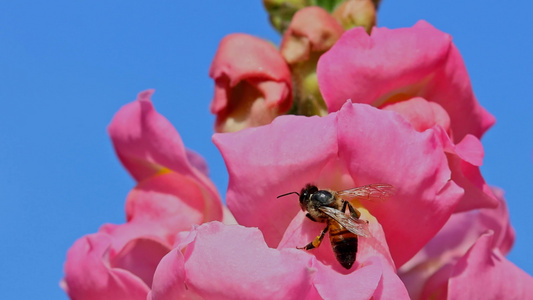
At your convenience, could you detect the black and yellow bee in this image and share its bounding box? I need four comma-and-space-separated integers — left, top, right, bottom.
278, 183, 394, 269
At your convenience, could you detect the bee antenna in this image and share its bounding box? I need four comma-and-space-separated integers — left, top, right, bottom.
277, 191, 300, 199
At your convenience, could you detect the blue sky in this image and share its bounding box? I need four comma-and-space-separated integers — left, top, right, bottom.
0, 1, 531, 298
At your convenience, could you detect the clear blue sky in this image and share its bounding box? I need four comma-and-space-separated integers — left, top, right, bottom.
1, 1, 531, 298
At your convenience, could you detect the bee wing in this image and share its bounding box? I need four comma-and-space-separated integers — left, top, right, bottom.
319, 206, 370, 238
337, 183, 395, 202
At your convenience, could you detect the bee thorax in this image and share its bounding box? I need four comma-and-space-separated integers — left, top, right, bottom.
311, 190, 334, 205
305, 205, 329, 223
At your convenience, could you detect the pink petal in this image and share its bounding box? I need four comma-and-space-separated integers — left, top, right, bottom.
125, 172, 206, 228
108, 90, 222, 221
314, 257, 410, 300
100, 172, 214, 257
336, 102, 463, 266
382, 97, 451, 135
213, 113, 339, 247
110, 237, 171, 288
151, 222, 317, 300
62, 233, 149, 300
373, 264, 411, 300
399, 187, 515, 299
447, 232, 533, 299
279, 211, 410, 299
418, 263, 454, 299
385, 97, 497, 212
185, 149, 209, 177
451, 134, 484, 167
108, 90, 186, 180
96, 222, 173, 286
313, 257, 382, 300
487, 188, 515, 254
152, 222, 407, 299
147, 246, 194, 300
98, 219, 179, 262
439, 131, 498, 212
318, 20, 495, 141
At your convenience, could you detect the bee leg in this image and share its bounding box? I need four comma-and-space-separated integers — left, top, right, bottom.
305, 213, 317, 222
344, 201, 362, 219
297, 225, 329, 250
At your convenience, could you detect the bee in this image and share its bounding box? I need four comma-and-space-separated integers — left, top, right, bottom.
277, 183, 394, 269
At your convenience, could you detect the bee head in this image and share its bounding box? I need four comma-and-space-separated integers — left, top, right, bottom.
276, 184, 323, 211
300, 184, 318, 206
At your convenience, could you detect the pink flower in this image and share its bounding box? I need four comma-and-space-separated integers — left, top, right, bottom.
316, 21, 498, 213
62, 90, 226, 299
398, 188, 532, 299
317, 20, 495, 142
214, 101, 472, 269
108, 90, 223, 224
149, 221, 409, 300
209, 34, 292, 132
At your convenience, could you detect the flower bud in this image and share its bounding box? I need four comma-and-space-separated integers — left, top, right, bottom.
262, 0, 306, 33
332, 0, 376, 33
280, 6, 344, 116
209, 34, 292, 133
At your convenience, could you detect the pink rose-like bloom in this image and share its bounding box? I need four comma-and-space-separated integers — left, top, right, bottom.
209, 33, 292, 133
317, 20, 495, 142
149, 221, 409, 300
62, 90, 226, 299
214, 101, 477, 270
399, 188, 533, 299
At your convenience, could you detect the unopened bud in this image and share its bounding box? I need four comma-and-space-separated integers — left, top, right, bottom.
281, 6, 345, 64
263, 0, 306, 33
332, 0, 376, 33
280, 7, 344, 116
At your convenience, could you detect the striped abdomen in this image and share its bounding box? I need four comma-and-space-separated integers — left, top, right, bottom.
328, 219, 358, 269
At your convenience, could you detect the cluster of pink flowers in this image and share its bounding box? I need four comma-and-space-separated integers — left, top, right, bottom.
62, 3, 532, 299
